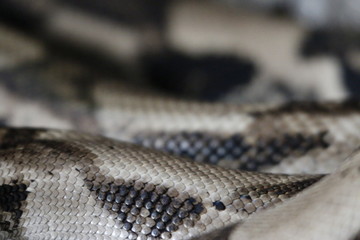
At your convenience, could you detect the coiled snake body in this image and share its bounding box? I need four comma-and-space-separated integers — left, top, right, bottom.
0, 2, 360, 239
1, 101, 360, 240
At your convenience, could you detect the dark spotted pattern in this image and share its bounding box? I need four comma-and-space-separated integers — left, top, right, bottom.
0, 183, 28, 233
86, 179, 204, 239
134, 131, 330, 171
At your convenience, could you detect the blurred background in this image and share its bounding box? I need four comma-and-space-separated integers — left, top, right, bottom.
0, 0, 360, 107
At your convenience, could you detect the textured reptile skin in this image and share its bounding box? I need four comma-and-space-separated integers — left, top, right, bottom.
0, 128, 321, 240
193, 149, 360, 240
94, 85, 360, 174
0, 2, 360, 240
228, 149, 360, 240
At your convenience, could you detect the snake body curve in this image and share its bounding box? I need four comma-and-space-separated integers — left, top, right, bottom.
0, 3, 360, 239
2, 84, 360, 239
0, 127, 323, 240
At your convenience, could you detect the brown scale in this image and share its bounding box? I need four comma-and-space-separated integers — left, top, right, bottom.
85, 179, 204, 239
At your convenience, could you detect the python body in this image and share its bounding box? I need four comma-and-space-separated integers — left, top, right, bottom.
0, 127, 330, 240
1, 99, 360, 239
1, 60, 360, 240
0, 6, 360, 240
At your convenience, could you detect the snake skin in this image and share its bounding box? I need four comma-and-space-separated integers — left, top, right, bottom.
1, 2, 360, 240
94, 85, 360, 174
196, 148, 360, 240
4, 75, 360, 175
0, 128, 322, 240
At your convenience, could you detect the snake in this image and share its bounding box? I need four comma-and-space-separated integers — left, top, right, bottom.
1, 3, 360, 239
1, 99, 360, 240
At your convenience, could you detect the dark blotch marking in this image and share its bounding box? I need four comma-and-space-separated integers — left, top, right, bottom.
0, 183, 29, 233
133, 131, 330, 171
249, 100, 360, 117
299, 30, 360, 59
213, 201, 226, 211
0, 129, 92, 234
1, 128, 43, 145
0, 128, 88, 158
239, 195, 251, 201
343, 61, 360, 101
0, 127, 51, 151
36, 140, 82, 155
143, 50, 255, 101
0, 118, 7, 127
350, 229, 360, 240
86, 179, 204, 238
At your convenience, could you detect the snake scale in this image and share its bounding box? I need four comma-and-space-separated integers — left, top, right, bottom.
1, 3, 360, 239
1, 99, 360, 240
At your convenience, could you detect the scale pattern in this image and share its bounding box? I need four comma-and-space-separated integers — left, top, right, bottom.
134, 131, 329, 171
0, 184, 28, 234
0, 128, 321, 240
0, 2, 359, 240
